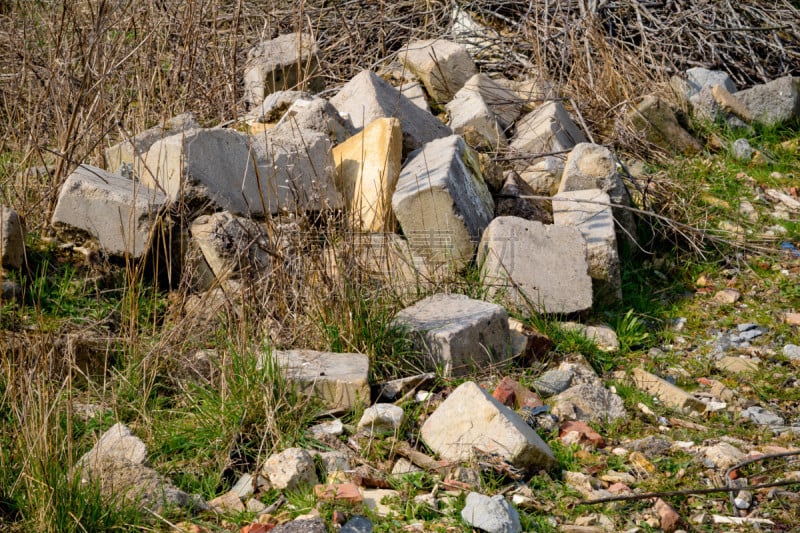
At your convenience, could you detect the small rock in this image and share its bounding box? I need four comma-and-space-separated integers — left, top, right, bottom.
551, 383, 627, 423
230, 473, 255, 499
654, 498, 681, 532
461, 492, 521, 533
703, 442, 745, 469
532, 368, 574, 397
362, 488, 399, 517
340, 516, 374, 533
209, 490, 244, 513
781, 312, 800, 326
246, 498, 266, 513
628, 436, 673, 459
314, 482, 363, 504
741, 406, 785, 427
715, 356, 759, 374
713, 289, 741, 304
376, 373, 436, 402
731, 139, 754, 161
391, 458, 422, 476
307, 419, 344, 439
493, 376, 543, 409
358, 404, 405, 436
270, 518, 328, 533
261, 448, 317, 490
559, 420, 605, 448
783, 344, 800, 361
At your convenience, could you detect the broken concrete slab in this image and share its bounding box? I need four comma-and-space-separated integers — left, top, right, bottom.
244, 32, 323, 107
461, 73, 525, 130
734, 76, 800, 127
629, 95, 703, 154
392, 294, 510, 376
332, 117, 402, 232
509, 101, 586, 170
553, 189, 622, 305
398, 39, 477, 103
446, 83, 506, 151
105, 112, 198, 173
478, 217, 592, 315
686, 67, 737, 97
630, 367, 707, 415
330, 70, 452, 154
420, 381, 557, 471
393, 135, 494, 265
268, 96, 353, 143
518, 156, 565, 195
268, 349, 370, 411
52, 164, 167, 258
1, 205, 25, 269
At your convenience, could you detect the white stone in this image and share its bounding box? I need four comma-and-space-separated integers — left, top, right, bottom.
260, 447, 318, 490
509, 101, 586, 169
553, 189, 622, 304
105, 113, 198, 172
461, 74, 525, 130
392, 294, 510, 377
0, 205, 25, 269
446, 84, 506, 151
421, 381, 557, 471
362, 488, 400, 518
735, 76, 800, 126
478, 217, 592, 314
398, 39, 477, 103
686, 68, 737, 97
77, 423, 148, 471
393, 135, 493, 265
52, 164, 166, 258
358, 404, 405, 436
461, 492, 521, 533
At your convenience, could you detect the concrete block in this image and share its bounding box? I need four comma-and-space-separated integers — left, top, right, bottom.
244, 32, 323, 107
461, 73, 525, 129
450, 7, 501, 58
686, 67, 737, 97
189, 211, 272, 284
420, 381, 557, 471
393, 135, 493, 265
269, 349, 370, 411
553, 189, 622, 305
244, 90, 310, 125
250, 127, 341, 214
398, 39, 477, 103
333, 117, 402, 232
1, 205, 25, 269
270, 96, 353, 143
478, 217, 592, 315
518, 156, 564, 195
260, 448, 318, 490
631, 367, 707, 414
629, 95, 703, 154
735, 76, 800, 126
105, 113, 198, 173
494, 171, 552, 224
392, 293, 510, 376
52, 164, 167, 258
509, 101, 586, 169
446, 84, 506, 151
330, 70, 451, 154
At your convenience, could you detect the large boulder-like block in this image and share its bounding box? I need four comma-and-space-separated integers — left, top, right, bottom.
446, 84, 506, 151
553, 189, 622, 306
333, 117, 402, 232
557, 142, 637, 248
330, 70, 451, 154
105, 113, 198, 173
735, 76, 800, 126
244, 32, 323, 107
52, 164, 167, 258
398, 39, 477, 103
392, 294, 510, 376
629, 95, 703, 154
1, 205, 25, 269
421, 381, 557, 471
462, 74, 525, 129
393, 135, 493, 265
141, 128, 257, 214
269, 349, 370, 411
509, 101, 586, 169
479, 217, 592, 315
249, 127, 341, 214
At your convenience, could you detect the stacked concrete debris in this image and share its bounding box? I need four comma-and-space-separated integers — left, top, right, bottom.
38, 29, 800, 528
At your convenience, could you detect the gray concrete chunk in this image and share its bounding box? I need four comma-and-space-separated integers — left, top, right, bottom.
330, 70, 452, 154
735, 76, 800, 126
686, 67, 737, 97
1, 205, 25, 269
392, 294, 510, 376
509, 101, 586, 169
269, 349, 370, 411
446, 84, 506, 151
461, 73, 525, 129
51, 164, 167, 258
105, 113, 198, 173
244, 32, 323, 107
479, 217, 592, 314
393, 135, 493, 265
398, 39, 477, 103
553, 189, 622, 305
420, 381, 557, 471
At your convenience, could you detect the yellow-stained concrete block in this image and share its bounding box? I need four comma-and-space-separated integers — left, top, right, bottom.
333, 117, 402, 232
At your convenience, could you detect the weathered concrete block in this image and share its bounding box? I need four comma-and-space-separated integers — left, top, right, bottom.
269, 349, 370, 411
518, 156, 564, 195
461, 73, 525, 129
357, 404, 405, 436
250, 127, 341, 214
244, 90, 310, 130
1, 205, 25, 269
260, 448, 318, 490
190, 211, 272, 284
393, 135, 493, 265
446, 84, 506, 151
553, 189, 622, 305
52, 164, 167, 258
392, 294, 510, 376
478, 217, 592, 314
271, 96, 353, 143
332, 117, 402, 232
244, 32, 323, 107
330, 70, 451, 154
105, 113, 198, 172
398, 39, 477, 103
420, 381, 557, 471
735, 76, 800, 126
686, 67, 737, 97
509, 101, 586, 169
629, 95, 703, 154
631, 367, 707, 415
450, 7, 501, 58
